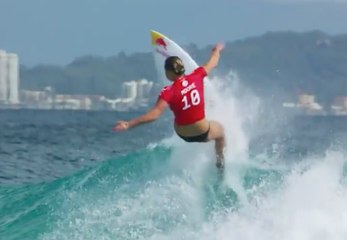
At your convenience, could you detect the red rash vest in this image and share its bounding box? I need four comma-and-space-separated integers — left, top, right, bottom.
159, 66, 207, 125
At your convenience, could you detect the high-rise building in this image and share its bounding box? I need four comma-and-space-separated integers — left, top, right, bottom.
136, 79, 153, 101
0, 50, 20, 104
122, 81, 137, 100
7, 53, 19, 104
0, 50, 7, 103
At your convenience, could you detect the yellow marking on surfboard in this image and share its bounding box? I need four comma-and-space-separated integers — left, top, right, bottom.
151, 30, 166, 45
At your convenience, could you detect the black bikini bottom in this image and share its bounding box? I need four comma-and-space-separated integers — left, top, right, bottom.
177, 125, 210, 143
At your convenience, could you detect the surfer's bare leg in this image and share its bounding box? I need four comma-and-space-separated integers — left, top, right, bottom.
207, 121, 225, 168
215, 137, 225, 168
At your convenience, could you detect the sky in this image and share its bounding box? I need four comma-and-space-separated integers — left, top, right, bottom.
1, 0, 347, 66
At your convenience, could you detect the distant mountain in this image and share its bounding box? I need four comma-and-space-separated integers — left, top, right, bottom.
217, 30, 347, 105
20, 30, 347, 105
20, 52, 157, 98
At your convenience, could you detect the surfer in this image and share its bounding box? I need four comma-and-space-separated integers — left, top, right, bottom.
114, 43, 225, 168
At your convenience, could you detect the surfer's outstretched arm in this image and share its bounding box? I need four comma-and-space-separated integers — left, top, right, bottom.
203, 43, 224, 75
113, 99, 168, 132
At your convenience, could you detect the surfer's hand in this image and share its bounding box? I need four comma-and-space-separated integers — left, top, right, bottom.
113, 121, 129, 132
213, 43, 224, 52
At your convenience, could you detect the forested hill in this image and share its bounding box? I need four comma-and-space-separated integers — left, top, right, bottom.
20, 30, 347, 104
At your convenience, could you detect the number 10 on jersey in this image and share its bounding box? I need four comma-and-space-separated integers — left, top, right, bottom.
182, 89, 200, 110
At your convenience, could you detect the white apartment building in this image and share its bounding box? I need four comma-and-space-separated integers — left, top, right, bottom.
7, 53, 19, 104
136, 78, 153, 101
0, 50, 7, 102
122, 81, 137, 100
0, 49, 19, 104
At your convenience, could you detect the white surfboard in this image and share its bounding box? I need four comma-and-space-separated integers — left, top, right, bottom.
151, 30, 199, 83
150, 30, 216, 115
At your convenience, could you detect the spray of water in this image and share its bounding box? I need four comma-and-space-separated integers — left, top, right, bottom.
157, 43, 261, 207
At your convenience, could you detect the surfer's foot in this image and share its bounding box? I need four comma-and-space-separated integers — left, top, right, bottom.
216, 152, 224, 169
216, 159, 224, 177
216, 159, 224, 169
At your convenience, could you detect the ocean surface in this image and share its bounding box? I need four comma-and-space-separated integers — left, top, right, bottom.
1, 109, 347, 240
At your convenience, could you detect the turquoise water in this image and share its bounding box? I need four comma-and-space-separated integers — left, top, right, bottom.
2, 140, 346, 239
0, 146, 172, 239
0, 144, 281, 239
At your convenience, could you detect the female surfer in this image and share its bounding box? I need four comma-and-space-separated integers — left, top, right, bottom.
114, 43, 225, 168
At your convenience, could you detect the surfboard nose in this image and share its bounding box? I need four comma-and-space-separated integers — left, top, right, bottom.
151, 30, 166, 47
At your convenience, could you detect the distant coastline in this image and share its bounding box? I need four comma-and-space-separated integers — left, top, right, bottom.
1, 30, 346, 115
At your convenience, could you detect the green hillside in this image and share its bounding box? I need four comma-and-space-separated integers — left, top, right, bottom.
20, 30, 347, 105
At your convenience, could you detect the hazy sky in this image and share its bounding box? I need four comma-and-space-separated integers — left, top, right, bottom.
1, 0, 347, 66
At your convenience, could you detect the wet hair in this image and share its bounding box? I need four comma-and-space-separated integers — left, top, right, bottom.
164, 56, 185, 75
